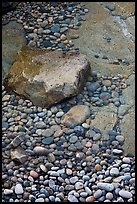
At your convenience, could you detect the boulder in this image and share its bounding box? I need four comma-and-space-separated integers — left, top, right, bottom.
4, 48, 91, 108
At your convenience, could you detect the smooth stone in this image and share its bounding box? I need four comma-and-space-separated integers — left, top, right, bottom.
30, 170, 39, 178
70, 176, 78, 184
119, 190, 132, 199
105, 192, 113, 200
86, 81, 100, 92
35, 121, 46, 129
61, 105, 90, 128
100, 92, 111, 100
110, 167, 119, 176
15, 183, 24, 194
42, 137, 54, 145
93, 133, 101, 141
47, 153, 56, 163
33, 146, 48, 155
35, 198, 45, 202
122, 157, 131, 164
97, 182, 115, 191
94, 189, 103, 198
68, 195, 79, 202
75, 182, 84, 190
86, 196, 95, 202
4, 189, 13, 195
112, 149, 123, 154
116, 135, 125, 143
69, 135, 78, 143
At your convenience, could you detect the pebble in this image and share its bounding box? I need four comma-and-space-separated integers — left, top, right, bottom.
33, 146, 48, 155
97, 182, 115, 191
106, 192, 113, 200
122, 157, 131, 164
75, 182, 84, 190
35, 198, 45, 202
68, 195, 79, 202
30, 170, 39, 178
94, 189, 103, 198
70, 176, 78, 184
110, 167, 119, 176
119, 190, 132, 199
15, 183, 24, 194
4, 189, 13, 195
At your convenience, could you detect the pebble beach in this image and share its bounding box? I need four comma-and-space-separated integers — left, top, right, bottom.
2, 2, 135, 202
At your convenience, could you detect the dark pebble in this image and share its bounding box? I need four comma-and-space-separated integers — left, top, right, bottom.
107, 130, 118, 136
74, 125, 85, 136
42, 137, 54, 145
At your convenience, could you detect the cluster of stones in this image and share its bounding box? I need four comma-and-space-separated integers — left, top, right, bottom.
2, 75, 135, 202
75, 71, 129, 109
2, 2, 88, 51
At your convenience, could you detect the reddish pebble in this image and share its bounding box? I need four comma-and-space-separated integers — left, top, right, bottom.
30, 170, 39, 178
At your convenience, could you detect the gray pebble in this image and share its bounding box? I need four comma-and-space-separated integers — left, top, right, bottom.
70, 176, 79, 184
110, 167, 119, 176
75, 181, 84, 190
15, 183, 24, 194
119, 190, 132, 199
97, 182, 115, 191
106, 192, 113, 200
68, 195, 79, 202
94, 189, 102, 198
122, 157, 131, 164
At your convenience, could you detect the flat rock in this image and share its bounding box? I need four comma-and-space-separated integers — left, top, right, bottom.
61, 105, 90, 128
4, 48, 91, 108
10, 147, 27, 164
2, 21, 26, 81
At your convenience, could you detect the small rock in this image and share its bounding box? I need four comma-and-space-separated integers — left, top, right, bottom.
112, 149, 123, 154
48, 153, 55, 163
70, 176, 78, 184
42, 136, 54, 145
102, 79, 111, 87
33, 146, 48, 156
75, 181, 84, 190
122, 157, 131, 164
106, 192, 113, 200
30, 170, 39, 178
15, 183, 24, 194
106, 3, 115, 11
35, 198, 45, 202
110, 167, 119, 176
68, 195, 79, 202
61, 105, 90, 128
4, 189, 13, 195
86, 196, 95, 202
66, 168, 72, 175
10, 147, 27, 163
95, 164, 102, 171
119, 190, 132, 199
97, 182, 115, 191
94, 189, 102, 198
